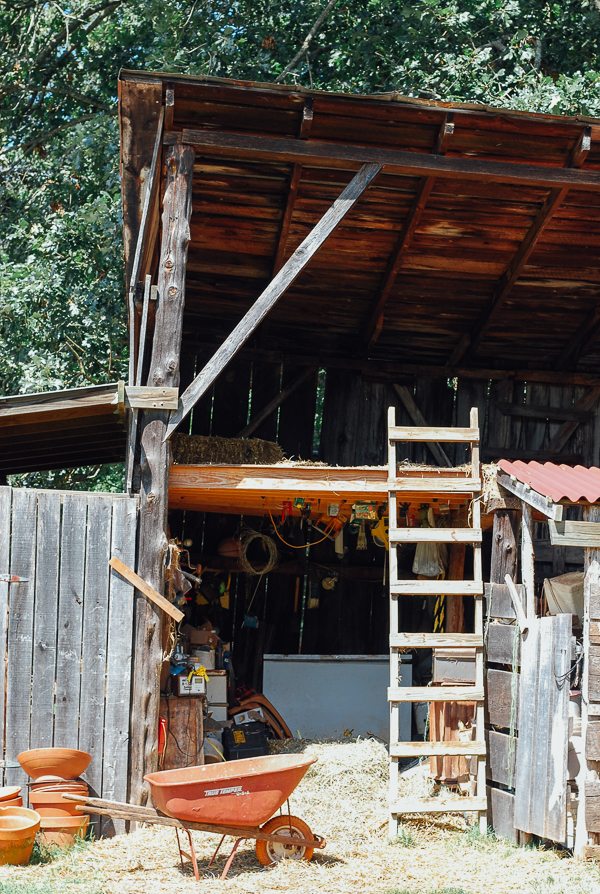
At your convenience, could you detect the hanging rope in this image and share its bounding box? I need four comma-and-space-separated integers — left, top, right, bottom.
239, 530, 279, 576
267, 506, 330, 549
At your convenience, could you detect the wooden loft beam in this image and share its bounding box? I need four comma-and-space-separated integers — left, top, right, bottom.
555, 305, 600, 371
363, 114, 454, 349
168, 128, 600, 192
454, 126, 592, 366
237, 366, 316, 438
164, 162, 382, 440
272, 98, 314, 276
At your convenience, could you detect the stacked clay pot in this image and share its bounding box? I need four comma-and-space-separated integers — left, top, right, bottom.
18, 748, 91, 847
0, 785, 23, 809
0, 807, 40, 865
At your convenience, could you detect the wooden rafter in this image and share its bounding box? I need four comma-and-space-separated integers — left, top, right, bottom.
362, 114, 454, 349
272, 98, 314, 276
455, 126, 592, 365
165, 162, 382, 439
168, 127, 600, 192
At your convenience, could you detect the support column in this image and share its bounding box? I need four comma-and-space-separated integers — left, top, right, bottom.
490, 509, 520, 584
129, 143, 195, 806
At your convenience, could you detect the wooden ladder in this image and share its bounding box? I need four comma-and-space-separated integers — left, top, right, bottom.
387, 405, 487, 835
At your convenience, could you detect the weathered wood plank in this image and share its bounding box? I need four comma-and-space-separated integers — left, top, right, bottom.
490, 511, 520, 585
390, 741, 486, 757
586, 721, 600, 760
549, 519, 600, 548
484, 582, 526, 620
487, 623, 521, 666
390, 528, 481, 543
486, 730, 517, 787
390, 385, 452, 467
485, 668, 519, 730
391, 580, 483, 596
390, 633, 483, 649
586, 782, 600, 832
392, 797, 487, 813
5, 489, 37, 788
165, 162, 382, 438
0, 487, 12, 766
30, 491, 61, 750
496, 472, 563, 521
109, 557, 184, 623
79, 496, 112, 799
388, 686, 483, 703
514, 614, 570, 842
103, 497, 137, 832
487, 786, 518, 844
389, 424, 478, 443
54, 493, 87, 748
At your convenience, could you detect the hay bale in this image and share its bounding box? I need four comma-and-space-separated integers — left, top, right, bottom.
171, 433, 284, 465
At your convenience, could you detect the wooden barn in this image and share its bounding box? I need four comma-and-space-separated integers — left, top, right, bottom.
2, 69, 600, 847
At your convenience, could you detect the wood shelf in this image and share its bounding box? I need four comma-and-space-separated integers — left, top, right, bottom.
388, 477, 480, 493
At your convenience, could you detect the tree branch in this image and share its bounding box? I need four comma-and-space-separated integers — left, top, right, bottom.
20, 110, 115, 154
1, 81, 114, 111
275, 0, 340, 83
32, 0, 121, 70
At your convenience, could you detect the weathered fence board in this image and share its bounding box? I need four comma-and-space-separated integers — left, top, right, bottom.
0, 488, 137, 824
6, 489, 38, 789
55, 493, 87, 748
31, 491, 61, 750
487, 623, 521, 666
514, 614, 571, 842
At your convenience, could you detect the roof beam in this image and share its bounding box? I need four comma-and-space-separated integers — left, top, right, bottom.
168, 127, 600, 192
455, 126, 592, 365
272, 98, 314, 277
362, 114, 454, 349
164, 162, 382, 439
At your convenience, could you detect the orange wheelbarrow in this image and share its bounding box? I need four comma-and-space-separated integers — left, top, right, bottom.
66, 753, 325, 880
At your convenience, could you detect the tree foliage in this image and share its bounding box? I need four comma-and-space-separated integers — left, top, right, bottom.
2, 0, 600, 487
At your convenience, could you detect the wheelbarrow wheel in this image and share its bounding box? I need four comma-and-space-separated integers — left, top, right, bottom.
255, 815, 315, 866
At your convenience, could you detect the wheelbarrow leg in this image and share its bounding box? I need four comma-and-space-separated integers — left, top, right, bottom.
209, 834, 226, 867
175, 827, 200, 881
220, 837, 245, 880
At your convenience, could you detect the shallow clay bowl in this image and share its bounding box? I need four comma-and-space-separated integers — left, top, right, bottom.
0, 799, 23, 809
17, 749, 91, 781
0, 787, 21, 802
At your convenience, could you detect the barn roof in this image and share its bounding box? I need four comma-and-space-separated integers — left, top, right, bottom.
119, 70, 600, 384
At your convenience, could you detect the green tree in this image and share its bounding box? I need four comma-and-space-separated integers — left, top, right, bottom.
2, 0, 600, 489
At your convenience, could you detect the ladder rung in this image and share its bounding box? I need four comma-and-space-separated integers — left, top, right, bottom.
389, 426, 479, 443
391, 797, 487, 814
390, 528, 482, 544
388, 477, 480, 493
390, 741, 486, 757
390, 580, 483, 596
388, 686, 484, 703
390, 633, 482, 649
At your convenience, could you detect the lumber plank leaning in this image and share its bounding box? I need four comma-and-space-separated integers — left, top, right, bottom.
171, 128, 600, 192
164, 162, 382, 439
109, 557, 184, 624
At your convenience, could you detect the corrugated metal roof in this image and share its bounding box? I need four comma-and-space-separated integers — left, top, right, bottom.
498, 459, 600, 503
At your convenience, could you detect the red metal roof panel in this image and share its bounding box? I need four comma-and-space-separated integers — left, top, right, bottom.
497, 459, 600, 503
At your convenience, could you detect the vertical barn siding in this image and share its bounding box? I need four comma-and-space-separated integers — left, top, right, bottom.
0, 489, 137, 821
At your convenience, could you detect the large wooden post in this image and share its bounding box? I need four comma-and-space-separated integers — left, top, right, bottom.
129, 143, 195, 806
490, 509, 520, 584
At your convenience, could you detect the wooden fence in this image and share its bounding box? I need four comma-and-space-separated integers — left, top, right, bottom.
0, 486, 137, 827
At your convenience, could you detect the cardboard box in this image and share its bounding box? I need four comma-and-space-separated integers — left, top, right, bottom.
182, 625, 220, 648
190, 650, 216, 670
176, 674, 207, 697
207, 703, 228, 722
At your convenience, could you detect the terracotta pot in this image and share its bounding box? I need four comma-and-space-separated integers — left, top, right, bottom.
0, 798, 23, 809
29, 784, 88, 794
0, 787, 21, 802
0, 807, 40, 865
17, 749, 91, 781
29, 792, 82, 816
38, 815, 88, 848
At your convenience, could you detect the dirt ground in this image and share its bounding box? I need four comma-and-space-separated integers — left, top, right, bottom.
3, 738, 600, 894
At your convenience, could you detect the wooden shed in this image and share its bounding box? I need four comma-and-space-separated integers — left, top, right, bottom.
3, 71, 600, 838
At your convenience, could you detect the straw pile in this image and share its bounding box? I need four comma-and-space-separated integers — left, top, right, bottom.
2, 738, 600, 894
171, 434, 284, 465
